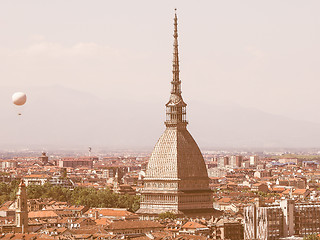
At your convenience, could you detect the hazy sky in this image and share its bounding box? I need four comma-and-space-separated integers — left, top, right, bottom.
1, 1, 320, 149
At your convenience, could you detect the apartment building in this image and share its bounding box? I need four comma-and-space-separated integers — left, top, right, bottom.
244, 199, 320, 239
58, 157, 97, 168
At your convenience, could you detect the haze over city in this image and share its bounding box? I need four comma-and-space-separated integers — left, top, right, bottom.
2, 2, 320, 240
1, 1, 320, 149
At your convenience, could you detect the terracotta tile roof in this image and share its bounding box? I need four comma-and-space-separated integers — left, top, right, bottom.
132, 231, 174, 240
0, 201, 14, 211
71, 234, 93, 239
217, 197, 232, 203
107, 220, 164, 230
43, 227, 68, 234
270, 187, 286, 192
282, 189, 291, 194
73, 217, 95, 224
66, 205, 86, 211
28, 210, 59, 219
0, 233, 15, 240
293, 189, 308, 195
71, 226, 107, 235
95, 218, 111, 226
34, 234, 55, 239
177, 234, 208, 239
92, 233, 114, 239
24, 174, 49, 178
4, 233, 39, 240
181, 221, 207, 229
57, 217, 69, 224
252, 183, 263, 187
86, 208, 136, 217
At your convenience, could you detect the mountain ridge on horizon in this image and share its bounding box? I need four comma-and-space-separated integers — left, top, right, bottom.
1, 85, 320, 149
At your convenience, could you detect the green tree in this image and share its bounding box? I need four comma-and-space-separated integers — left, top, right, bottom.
304, 234, 320, 240
0, 181, 140, 212
27, 184, 46, 199
158, 211, 177, 220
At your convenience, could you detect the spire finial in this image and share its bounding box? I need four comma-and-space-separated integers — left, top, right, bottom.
172, 9, 180, 94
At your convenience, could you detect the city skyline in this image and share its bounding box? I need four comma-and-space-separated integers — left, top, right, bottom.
1, 3, 320, 239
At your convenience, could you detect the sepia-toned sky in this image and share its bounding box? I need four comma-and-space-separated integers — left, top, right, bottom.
1, 1, 320, 149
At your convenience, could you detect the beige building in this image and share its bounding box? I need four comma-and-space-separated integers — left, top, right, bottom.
230, 155, 243, 168
23, 174, 49, 186
250, 156, 259, 167
279, 158, 300, 165
254, 170, 272, 179
0, 160, 17, 169
218, 156, 230, 168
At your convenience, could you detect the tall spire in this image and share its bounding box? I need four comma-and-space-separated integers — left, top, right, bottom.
172, 8, 181, 95
16, 179, 28, 233
165, 9, 187, 128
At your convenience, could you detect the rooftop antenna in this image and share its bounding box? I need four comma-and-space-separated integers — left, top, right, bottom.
88, 147, 92, 157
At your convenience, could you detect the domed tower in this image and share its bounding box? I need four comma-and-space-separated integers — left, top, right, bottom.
137, 10, 214, 218
39, 152, 49, 165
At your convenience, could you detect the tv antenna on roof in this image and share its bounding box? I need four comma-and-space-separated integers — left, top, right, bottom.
88, 147, 92, 157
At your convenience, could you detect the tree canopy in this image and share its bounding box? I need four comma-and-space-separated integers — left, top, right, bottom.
304, 234, 320, 240
158, 211, 177, 220
0, 182, 140, 212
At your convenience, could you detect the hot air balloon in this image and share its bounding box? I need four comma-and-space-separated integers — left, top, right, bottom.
12, 92, 27, 115
12, 92, 27, 106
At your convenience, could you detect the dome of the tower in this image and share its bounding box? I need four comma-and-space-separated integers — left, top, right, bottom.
146, 128, 208, 181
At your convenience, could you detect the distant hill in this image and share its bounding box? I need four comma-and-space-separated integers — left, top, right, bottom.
189, 102, 320, 148
1, 85, 320, 149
